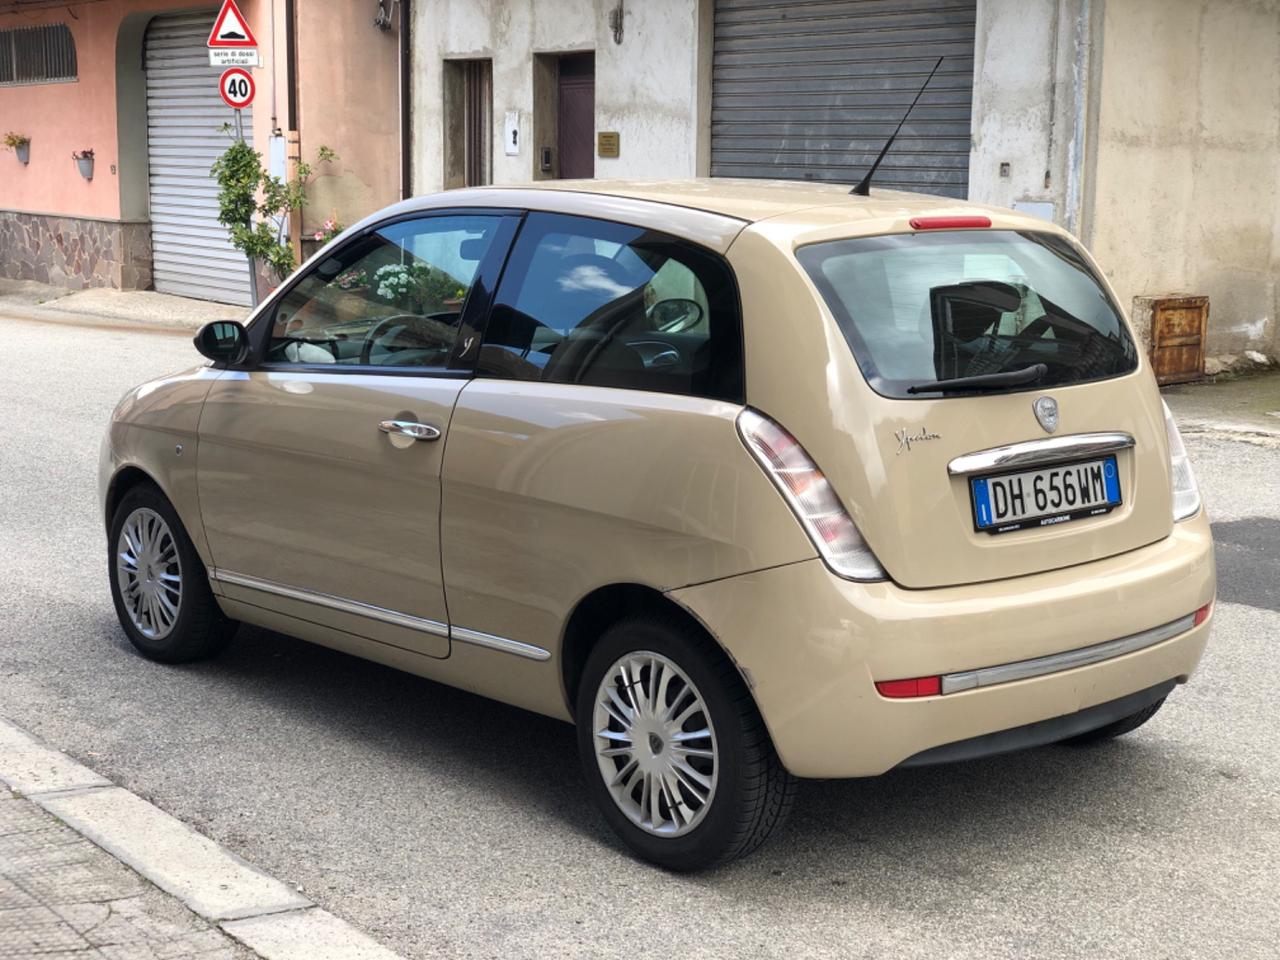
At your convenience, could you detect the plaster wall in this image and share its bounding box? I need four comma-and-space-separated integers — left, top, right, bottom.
411, 0, 705, 194
971, 0, 1280, 356
293, 0, 402, 232
1089, 0, 1280, 356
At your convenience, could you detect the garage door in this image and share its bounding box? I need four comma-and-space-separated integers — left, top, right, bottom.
711, 0, 976, 197
145, 11, 254, 305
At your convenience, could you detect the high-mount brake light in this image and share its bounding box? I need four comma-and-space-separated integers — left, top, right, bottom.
736, 409, 887, 582
909, 215, 992, 230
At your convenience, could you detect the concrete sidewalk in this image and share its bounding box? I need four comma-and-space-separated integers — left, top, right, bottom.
1, 787, 255, 959
0, 278, 249, 333
1163, 369, 1280, 444
0, 719, 404, 960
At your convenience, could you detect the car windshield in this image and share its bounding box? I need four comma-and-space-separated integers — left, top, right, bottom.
795, 230, 1138, 398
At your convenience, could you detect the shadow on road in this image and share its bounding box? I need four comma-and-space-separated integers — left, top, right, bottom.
153, 616, 1209, 885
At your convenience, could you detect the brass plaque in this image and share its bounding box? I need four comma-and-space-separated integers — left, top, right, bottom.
597, 131, 620, 158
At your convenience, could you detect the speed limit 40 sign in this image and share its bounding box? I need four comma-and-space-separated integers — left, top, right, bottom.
219, 67, 255, 110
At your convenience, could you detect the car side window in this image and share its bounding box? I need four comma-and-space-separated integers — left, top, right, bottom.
477, 213, 743, 401
265, 215, 500, 368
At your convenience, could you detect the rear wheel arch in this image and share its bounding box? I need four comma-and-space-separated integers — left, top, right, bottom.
559, 582, 758, 723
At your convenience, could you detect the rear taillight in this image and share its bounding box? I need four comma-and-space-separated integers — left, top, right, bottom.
737, 408, 887, 582
1162, 400, 1201, 521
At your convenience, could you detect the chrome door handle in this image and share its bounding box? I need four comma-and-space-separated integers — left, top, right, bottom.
379, 419, 441, 441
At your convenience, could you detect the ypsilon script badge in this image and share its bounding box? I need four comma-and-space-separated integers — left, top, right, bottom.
895, 426, 940, 455
1033, 396, 1059, 434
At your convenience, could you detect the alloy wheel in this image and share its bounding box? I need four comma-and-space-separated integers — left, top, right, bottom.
116, 507, 183, 640
592, 651, 719, 837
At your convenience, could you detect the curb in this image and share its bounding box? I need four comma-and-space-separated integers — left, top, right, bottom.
0, 303, 209, 334
0, 717, 406, 960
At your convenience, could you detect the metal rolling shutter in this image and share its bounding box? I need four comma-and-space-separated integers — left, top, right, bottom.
711, 0, 976, 197
145, 12, 253, 304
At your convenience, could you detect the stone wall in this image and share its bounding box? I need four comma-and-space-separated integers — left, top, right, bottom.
0, 212, 152, 291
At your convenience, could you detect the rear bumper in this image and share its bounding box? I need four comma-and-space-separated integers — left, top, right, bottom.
668, 511, 1215, 778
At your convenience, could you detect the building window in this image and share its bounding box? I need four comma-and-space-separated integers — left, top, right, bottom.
0, 24, 78, 85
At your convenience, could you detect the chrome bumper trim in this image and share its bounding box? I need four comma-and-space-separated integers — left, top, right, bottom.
947, 432, 1135, 477
940, 612, 1197, 695
210, 568, 450, 638
450, 625, 551, 662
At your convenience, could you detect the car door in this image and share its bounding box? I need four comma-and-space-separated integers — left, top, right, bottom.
440, 212, 782, 662
197, 210, 518, 658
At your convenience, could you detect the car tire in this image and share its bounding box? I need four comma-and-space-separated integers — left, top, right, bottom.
108, 482, 237, 664
1060, 697, 1166, 746
576, 613, 797, 871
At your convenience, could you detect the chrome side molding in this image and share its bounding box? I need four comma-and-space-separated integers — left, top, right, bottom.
940, 612, 1196, 694
210, 569, 450, 638
947, 432, 1135, 477
209, 569, 551, 661
450, 626, 552, 662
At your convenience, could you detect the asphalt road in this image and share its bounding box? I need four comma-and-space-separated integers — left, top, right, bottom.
2, 316, 1277, 959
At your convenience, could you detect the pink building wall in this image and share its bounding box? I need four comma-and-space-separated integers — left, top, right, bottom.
0, 0, 402, 294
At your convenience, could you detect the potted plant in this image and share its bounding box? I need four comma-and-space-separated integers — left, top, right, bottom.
3, 132, 30, 165
72, 148, 94, 180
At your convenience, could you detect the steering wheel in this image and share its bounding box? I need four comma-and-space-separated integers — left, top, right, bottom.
647, 298, 704, 333
360, 313, 457, 366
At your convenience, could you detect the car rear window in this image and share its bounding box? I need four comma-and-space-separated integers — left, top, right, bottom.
795, 230, 1138, 398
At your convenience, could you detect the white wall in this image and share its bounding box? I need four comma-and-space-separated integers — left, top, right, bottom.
411, 0, 705, 193
972, 0, 1280, 358
1089, 0, 1280, 357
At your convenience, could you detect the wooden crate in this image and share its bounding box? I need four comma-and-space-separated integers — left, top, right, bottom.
1149, 296, 1209, 385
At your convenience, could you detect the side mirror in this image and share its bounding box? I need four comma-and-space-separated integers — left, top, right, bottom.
193, 320, 249, 365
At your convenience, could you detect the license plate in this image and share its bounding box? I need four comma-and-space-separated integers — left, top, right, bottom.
971, 456, 1121, 534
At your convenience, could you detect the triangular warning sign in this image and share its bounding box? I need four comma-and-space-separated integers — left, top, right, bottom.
208, 0, 257, 47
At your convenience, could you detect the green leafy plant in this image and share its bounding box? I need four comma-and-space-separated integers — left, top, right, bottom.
211, 128, 336, 281
2, 132, 30, 149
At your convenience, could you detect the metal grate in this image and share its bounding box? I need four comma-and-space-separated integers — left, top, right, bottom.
0, 24, 77, 85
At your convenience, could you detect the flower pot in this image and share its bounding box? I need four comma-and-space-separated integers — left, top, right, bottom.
15, 142, 29, 165
75, 156, 94, 180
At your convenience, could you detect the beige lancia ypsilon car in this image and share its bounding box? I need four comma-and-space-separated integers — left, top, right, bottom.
102, 180, 1215, 870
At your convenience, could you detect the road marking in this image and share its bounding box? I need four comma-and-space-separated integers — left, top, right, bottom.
0, 717, 407, 959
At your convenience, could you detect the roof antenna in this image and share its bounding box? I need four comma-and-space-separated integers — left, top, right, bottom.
851, 56, 944, 196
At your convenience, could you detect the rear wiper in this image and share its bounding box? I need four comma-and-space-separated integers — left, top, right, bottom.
906, 363, 1048, 395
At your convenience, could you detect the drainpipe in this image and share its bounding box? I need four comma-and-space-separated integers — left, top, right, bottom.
399, 0, 412, 199
1063, 0, 1091, 239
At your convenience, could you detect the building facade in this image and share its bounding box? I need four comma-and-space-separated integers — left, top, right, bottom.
0, 0, 406, 305
411, 0, 1280, 360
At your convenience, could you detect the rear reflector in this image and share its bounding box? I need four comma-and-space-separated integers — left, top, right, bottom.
875, 676, 942, 699
1194, 602, 1212, 626
909, 215, 992, 231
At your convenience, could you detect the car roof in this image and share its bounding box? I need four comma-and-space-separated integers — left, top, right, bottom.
357, 178, 1065, 256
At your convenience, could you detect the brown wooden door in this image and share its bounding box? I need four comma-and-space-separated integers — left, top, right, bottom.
557, 54, 594, 179
1150, 296, 1209, 384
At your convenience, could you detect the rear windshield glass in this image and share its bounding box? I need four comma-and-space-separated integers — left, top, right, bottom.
796, 230, 1138, 398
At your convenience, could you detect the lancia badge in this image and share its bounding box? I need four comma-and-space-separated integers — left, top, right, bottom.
1033, 396, 1059, 434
